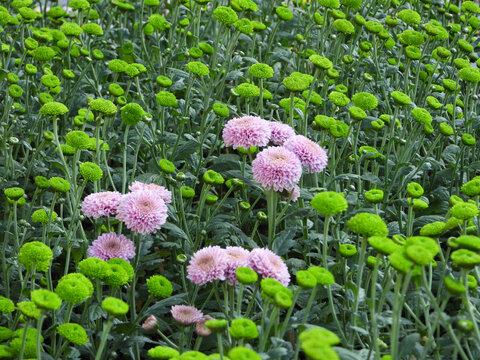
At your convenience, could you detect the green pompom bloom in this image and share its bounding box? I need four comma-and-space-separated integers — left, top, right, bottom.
149, 14, 170, 30
203, 170, 224, 185
156, 91, 178, 108
121, 103, 145, 126
229, 318, 258, 340
462, 133, 476, 146
79, 257, 111, 280
16, 301, 41, 320
65, 130, 90, 149
307, 266, 334, 285
186, 61, 210, 77
213, 6, 238, 26
212, 103, 229, 117
89, 98, 117, 116
444, 276, 466, 295
420, 222, 446, 237
283, 75, 310, 92
311, 191, 348, 216
406, 182, 424, 198
103, 264, 129, 287
4, 187, 24, 200
365, 189, 384, 203
57, 323, 88, 345
40, 102, 69, 117
450, 202, 479, 220
31, 289, 61, 310
236, 267, 258, 284
18, 241, 53, 272
276, 6, 293, 21
148, 346, 180, 359
0, 296, 15, 314
348, 213, 388, 237
102, 297, 129, 317
388, 249, 421, 276
159, 159, 175, 174
61, 21, 83, 36
328, 91, 350, 106
146, 275, 173, 298
205, 319, 229, 332
181, 186, 195, 199
391, 90, 412, 105
235, 83, 260, 97
55, 273, 93, 304
339, 244, 358, 257
31, 209, 58, 224
107, 258, 134, 281
299, 327, 341, 346
79, 162, 103, 182
296, 270, 317, 288
156, 75, 172, 87
228, 347, 261, 360
248, 63, 274, 79
309, 55, 333, 70
452, 249, 480, 268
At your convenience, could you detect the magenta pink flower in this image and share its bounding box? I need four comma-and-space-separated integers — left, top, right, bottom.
187, 246, 228, 285
196, 315, 214, 336
87, 232, 135, 262
129, 181, 172, 204
142, 315, 158, 330
249, 248, 290, 286
267, 121, 295, 145
222, 116, 271, 149
224, 247, 251, 285
116, 190, 168, 235
171, 305, 203, 325
284, 135, 328, 173
252, 146, 302, 192
81, 191, 122, 219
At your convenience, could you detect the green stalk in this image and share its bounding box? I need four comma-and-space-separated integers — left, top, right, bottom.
266, 189, 278, 249
36, 313, 45, 360
95, 316, 114, 360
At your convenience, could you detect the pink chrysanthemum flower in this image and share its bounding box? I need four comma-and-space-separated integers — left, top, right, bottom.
224, 247, 251, 285
81, 191, 122, 219
87, 232, 136, 262
249, 248, 290, 286
222, 116, 271, 149
284, 135, 328, 173
171, 305, 203, 325
187, 246, 228, 286
283, 185, 300, 202
116, 190, 168, 235
196, 315, 214, 337
267, 121, 295, 145
142, 315, 158, 330
252, 147, 302, 192
129, 181, 172, 204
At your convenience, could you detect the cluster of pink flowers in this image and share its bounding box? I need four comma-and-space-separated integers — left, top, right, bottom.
222, 116, 327, 199
81, 182, 171, 235
186, 245, 290, 286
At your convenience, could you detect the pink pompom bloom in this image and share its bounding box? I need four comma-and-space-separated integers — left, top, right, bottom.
87, 232, 136, 262
81, 191, 123, 219
187, 246, 228, 286
224, 247, 251, 285
222, 116, 271, 149
142, 315, 158, 330
252, 146, 302, 192
116, 190, 168, 235
284, 135, 328, 173
171, 305, 203, 325
249, 248, 290, 286
129, 181, 172, 204
268, 121, 295, 145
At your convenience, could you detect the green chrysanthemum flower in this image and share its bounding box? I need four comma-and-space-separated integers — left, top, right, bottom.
311, 191, 348, 216
146, 275, 173, 298
102, 297, 129, 317
55, 273, 93, 304
450, 202, 479, 220
348, 213, 388, 237
57, 323, 88, 345
31, 289, 62, 310
18, 241, 53, 272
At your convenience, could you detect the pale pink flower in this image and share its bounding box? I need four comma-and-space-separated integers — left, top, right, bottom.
87, 232, 136, 262
171, 305, 203, 325
252, 147, 302, 192
187, 246, 228, 286
224, 247, 251, 285
142, 315, 158, 330
268, 121, 295, 145
129, 181, 172, 204
284, 135, 328, 173
81, 191, 122, 219
222, 116, 271, 149
249, 248, 290, 286
116, 190, 168, 235
283, 185, 300, 202
196, 315, 214, 336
